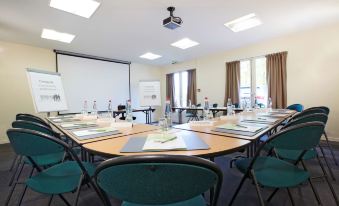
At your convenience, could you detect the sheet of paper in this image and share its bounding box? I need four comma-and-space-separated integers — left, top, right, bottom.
142, 134, 187, 151
216, 123, 264, 133
189, 121, 215, 126
242, 117, 278, 123
60, 122, 97, 129
73, 127, 118, 137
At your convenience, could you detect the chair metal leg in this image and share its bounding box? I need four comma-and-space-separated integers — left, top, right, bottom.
58, 194, 71, 206
316, 155, 339, 205
48, 195, 54, 206
5, 180, 18, 206
286, 188, 296, 206
17, 167, 34, 206
251, 170, 265, 206
9, 154, 19, 171
73, 175, 84, 206
228, 174, 248, 206
8, 158, 23, 186
300, 160, 322, 205
324, 131, 338, 166
318, 145, 336, 181
267, 188, 279, 202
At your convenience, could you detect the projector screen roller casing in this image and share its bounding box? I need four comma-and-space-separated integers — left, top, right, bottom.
57, 54, 130, 114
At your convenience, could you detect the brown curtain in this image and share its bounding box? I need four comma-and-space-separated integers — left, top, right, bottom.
266, 51, 287, 109
166, 73, 175, 106
225, 61, 240, 105
187, 69, 197, 105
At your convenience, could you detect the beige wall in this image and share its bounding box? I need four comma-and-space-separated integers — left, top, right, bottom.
0, 41, 161, 143
161, 22, 339, 140
0, 41, 55, 143
130, 63, 162, 123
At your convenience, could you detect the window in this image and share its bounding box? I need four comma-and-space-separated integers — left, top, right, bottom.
173, 71, 188, 107
240, 57, 267, 107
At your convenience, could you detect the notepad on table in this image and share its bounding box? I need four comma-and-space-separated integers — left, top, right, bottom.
60, 122, 97, 129
241, 117, 278, 124
73, 127, 119, 137
216, 123, 264, 133
142, 133, 187, 151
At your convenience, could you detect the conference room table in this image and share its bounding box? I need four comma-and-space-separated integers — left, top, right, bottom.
47, 109, 295, 160
47, 117, 159, 145
172, 106, 243, 124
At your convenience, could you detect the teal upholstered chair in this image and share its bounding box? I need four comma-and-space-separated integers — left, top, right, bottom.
229, 122, 326, 206
274, 114, 338, 203
286, 104, 304, 112
290, 107, 338, 166
8, 121, 65, 187
95, 155, 223, 206
16, 113, 51, 128
6, 128, 102, 206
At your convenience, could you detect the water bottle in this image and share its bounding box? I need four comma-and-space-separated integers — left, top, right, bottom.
91, 100, 98, 115
107, 100, 112, 118
164, 99, 172, 128
227, 98, 233, 116
254, 97, 259, 109
203, 97, 210, 120
125, 100, 133, 123
268, 97, 273, 111
82, 100, 88, 115
188, 99, 192, 108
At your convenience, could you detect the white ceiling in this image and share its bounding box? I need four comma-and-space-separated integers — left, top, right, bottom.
1, 0, 339, 65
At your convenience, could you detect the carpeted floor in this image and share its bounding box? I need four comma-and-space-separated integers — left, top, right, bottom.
1, 143, 338, 206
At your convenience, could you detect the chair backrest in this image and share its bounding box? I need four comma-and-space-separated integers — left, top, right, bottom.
16, 114, 51, 128
291, 107, 327, 121
284, 113, 328, 129
268, 122, 324, 151
212, 103, 218, 108
248, 122, 325, 170
312, 106, 330, 115
95, 155, 223, 206
7, 128, 89, 174
286, 104, 304, 112
12, 120, 56, 136
7, 128, 64, 157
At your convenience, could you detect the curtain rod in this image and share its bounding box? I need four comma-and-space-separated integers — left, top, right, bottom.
228, 51, 287, 62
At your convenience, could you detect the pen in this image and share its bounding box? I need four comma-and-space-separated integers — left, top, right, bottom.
236, 124, 247, 128
160, 136, 177, 143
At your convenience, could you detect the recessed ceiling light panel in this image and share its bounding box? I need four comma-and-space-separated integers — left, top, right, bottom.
224, 13, 262, 32
171, 38, 199, 50
140, 52, 162, 60
41, 29, 75, 43
50, 0, 100, 18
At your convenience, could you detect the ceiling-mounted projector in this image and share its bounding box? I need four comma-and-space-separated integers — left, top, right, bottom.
163, 7, 183, 30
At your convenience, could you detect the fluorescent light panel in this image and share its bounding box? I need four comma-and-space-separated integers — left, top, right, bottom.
140, 52, 162, 60
171, 38, 199, 50
41, 29, 75, 43
50, 0, 100, 18
225, 13, 262, 32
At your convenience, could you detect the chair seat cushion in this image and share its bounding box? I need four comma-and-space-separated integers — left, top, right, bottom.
24, 152, 64, 166
235, 157, 309, 188
122, 195, 206, 206
276, 148, 317, 161
26, 161, 95, 194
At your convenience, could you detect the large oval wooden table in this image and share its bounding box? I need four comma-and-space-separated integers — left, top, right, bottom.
83, 129, 251, 158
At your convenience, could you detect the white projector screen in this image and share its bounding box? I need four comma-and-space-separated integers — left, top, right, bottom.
57, 54, 130, 114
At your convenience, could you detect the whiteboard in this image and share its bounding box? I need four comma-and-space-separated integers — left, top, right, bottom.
26, 68, 68, 113
57, 54, 130, 114
139, 81, 161, 106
